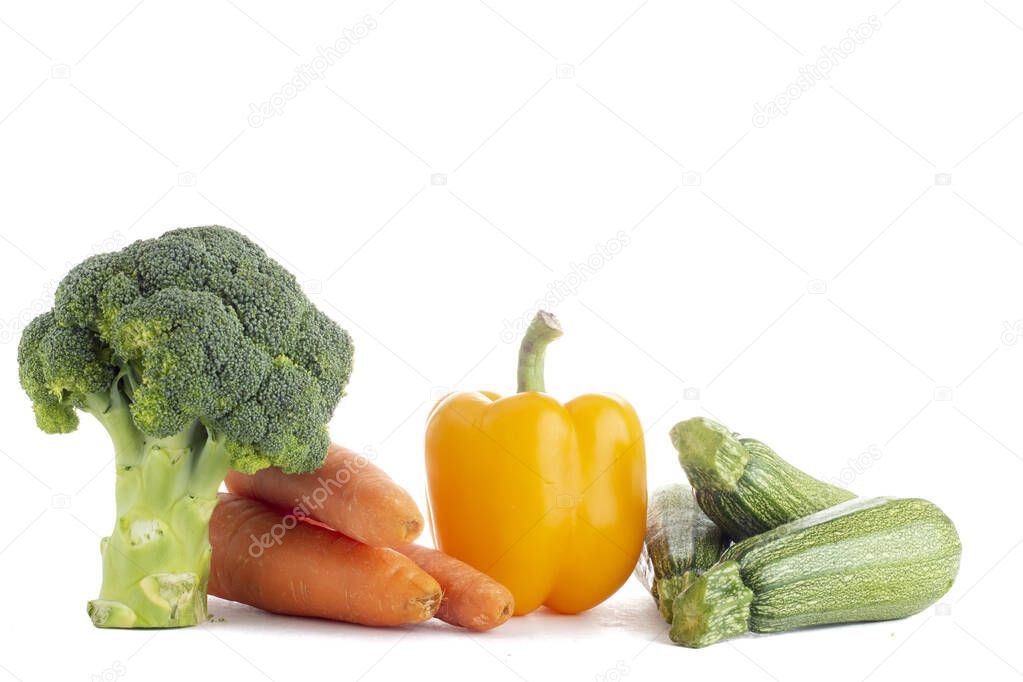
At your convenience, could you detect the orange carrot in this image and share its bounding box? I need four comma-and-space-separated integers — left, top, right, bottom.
225, 443, 423, 547
209, 494, 441, 626
397, 544, 514, 631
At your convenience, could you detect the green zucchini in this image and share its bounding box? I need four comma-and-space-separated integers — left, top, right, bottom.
669, 497, 961, 648
635, 484, 727, 622
669, 417, 854, 539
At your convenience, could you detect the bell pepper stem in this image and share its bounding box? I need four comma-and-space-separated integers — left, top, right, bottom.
517, 311, 563, 393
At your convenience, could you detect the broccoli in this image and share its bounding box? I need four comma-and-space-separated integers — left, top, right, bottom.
17, 226, 353, 628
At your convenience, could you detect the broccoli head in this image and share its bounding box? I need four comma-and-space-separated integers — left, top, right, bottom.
18, 225, 353, 628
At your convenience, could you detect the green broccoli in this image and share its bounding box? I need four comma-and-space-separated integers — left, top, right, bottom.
17, 226, 353, 628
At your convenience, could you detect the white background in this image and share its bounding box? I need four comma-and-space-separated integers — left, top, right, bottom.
1, 1, 1020, 680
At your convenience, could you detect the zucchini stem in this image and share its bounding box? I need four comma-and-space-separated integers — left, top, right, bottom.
670, 417, 749, 491
669, 562, 753, 648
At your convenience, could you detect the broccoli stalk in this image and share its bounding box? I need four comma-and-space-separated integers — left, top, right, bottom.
18, 226, 353, 628
84, 386, 229, 628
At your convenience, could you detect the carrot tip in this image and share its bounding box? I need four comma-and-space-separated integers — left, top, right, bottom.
488, 603, 513, 628
416, 590, 443, 621
403, 519, 423, 542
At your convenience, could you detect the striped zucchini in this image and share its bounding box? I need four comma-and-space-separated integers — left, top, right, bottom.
669, 497, 961, 648
669, 417, 854, 539
635, 484, 727, 621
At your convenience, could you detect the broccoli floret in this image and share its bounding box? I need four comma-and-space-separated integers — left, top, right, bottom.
18, 226, 353, 628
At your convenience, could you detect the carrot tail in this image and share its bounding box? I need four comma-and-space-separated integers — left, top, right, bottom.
209, 494, 441, 627
397, 543, 514, 631
225, 443, 424, 547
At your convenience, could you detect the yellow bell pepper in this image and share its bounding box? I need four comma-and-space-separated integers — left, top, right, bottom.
425, 311, 647, 615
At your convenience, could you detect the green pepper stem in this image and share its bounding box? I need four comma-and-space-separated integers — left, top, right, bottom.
517, 311, 563, 393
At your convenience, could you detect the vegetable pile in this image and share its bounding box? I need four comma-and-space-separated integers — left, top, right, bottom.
16, 230, 960, 647
644, 416, 962, 648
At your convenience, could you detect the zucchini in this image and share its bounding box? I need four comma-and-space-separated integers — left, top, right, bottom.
669, 497, 961, 648
634, 484, 727, 621
670, 417, 854, 539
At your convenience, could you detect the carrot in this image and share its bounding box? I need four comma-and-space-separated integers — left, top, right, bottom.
396, 544, 515, 631
225, 443, 423, 547
209, 494, 441, 626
